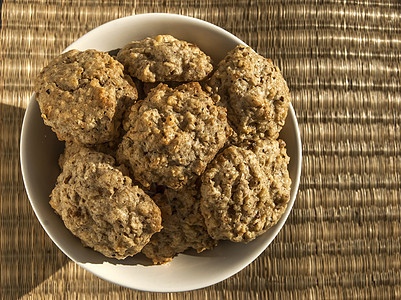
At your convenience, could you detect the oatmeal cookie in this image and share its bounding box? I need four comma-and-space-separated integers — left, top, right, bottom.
50, 146, 162, 259
35, 49, 138, 145
200, 144, 288, 242
142, 184, 216, 264
205, 45, 290, 142
116, 35, 213, 82
117, 82, 231, 190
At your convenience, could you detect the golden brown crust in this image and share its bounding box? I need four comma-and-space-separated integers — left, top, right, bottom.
50, 146, 162, 259
205, 45, 291, 143
35, 49, 138, 145
117, 82, 231, 190
200, 142, 291, 243
117, 35, 213, 82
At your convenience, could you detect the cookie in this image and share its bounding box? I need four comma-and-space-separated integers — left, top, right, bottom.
205, 45, 290, 143
116, 35, 213, 82
142, 184, 216, 264
58, 141, 123, 170
117, 82, 231, 190
200, 144, 289, 243
35, 49, 138, 145
50, 146, 162, 259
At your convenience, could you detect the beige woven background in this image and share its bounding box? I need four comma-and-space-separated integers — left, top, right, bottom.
1, 0, 400, 299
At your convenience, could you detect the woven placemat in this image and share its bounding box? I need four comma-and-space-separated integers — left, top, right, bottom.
1, 0, 401, 299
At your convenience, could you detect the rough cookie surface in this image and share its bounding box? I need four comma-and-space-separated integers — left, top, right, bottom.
249, 138, 292, 209
50, 146, 162, 259
142, 184, 216, 264
117, 82, 231, 190
58, 141, 124, 171
35, 49, 138, 144
142, 81, 181, 97
205, 45, 290, 143
200, 144, 289, 243
116, 35, 213, 82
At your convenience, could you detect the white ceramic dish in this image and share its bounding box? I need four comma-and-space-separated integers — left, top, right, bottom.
20, 13, 302, 292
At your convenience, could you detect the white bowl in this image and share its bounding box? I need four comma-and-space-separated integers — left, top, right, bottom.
20, 13, 302, 292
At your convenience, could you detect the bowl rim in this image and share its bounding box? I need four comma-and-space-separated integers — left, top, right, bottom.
63, 13, 246, 52
20, 12, 302, 292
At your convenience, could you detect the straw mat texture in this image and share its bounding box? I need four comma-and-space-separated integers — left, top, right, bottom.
1, 0, 401, 299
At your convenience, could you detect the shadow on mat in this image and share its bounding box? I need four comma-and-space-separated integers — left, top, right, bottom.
0, 103, 69, 298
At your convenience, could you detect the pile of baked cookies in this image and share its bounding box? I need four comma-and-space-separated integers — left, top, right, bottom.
34, 35, 292, 264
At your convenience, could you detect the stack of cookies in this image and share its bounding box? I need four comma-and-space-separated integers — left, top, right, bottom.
34, 35, 291, 264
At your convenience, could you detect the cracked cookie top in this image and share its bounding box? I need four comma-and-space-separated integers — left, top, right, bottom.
200, 142, 290, 243
50, 146, 162, 259
205, 45, 290, 143
116, 35, 213, 82
35, 49, 138, 144
117, 82, 231, 190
